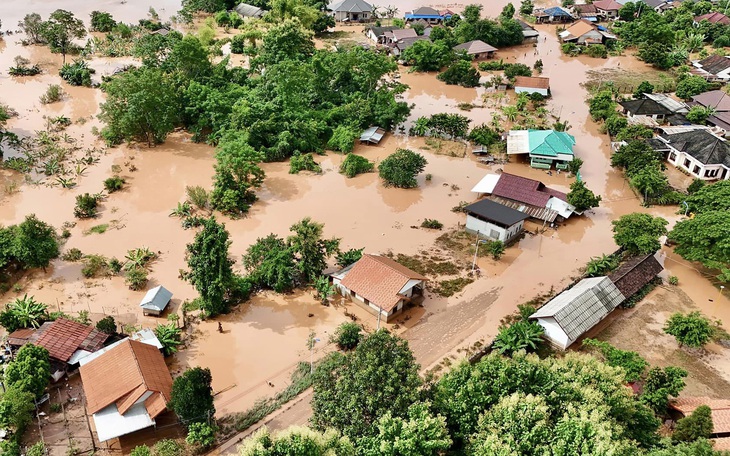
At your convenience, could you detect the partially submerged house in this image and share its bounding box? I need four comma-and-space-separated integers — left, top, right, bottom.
572, 3, 599, 21
453, 40, 498, 60
649, 127, 730, 180
592, 0, 623, 18
691, 55, 730, 81
328, 0, 373, 22
534, 6, 574, 23
404, 7, 452, 24
514, 76, 550, 97
608, 253, 663, 302
507, 129, 576, 170
360, 126, 385, 144
694, 11, 730, 25
670, 397, 730, 438
80, 339, 173, 442
559, 19, 616, 44
618, 98, 673, 125
471, 172, 577, 222
332, 254, 427, 322
529, 277, 626, 350
364, 26, 399, 43
644, 92, 689, 115
140, 285, 173, 316
517, 19, 539, 42
391, 36, 429, 56
463, 199, 530, 242
234, 2, 266, 18
383, 28, 418, 45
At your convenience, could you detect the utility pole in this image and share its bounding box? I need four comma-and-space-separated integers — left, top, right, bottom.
471, 230, 481, 273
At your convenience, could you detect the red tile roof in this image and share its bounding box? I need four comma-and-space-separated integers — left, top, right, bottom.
7, 328, 37, 346
340, 254, 427, 312
492, 172, 567, 207
593, 0, 623, 11
695, 12, 730, 24
80, 339, 172, 419
670, 396, 730, 434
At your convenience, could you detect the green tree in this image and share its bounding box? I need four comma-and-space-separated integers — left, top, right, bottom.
493, 320, 544, 355
332, 322, 362, 350
437, 60, 480, 87
259, 19, 315, 67
360, 402, 452, 456
673, 405, 713, 442
167, 35, 213, 80
0, 386, 36, 434
314, 275, 334, 304
428, 113, 471, 139
0, 295, 48, 332
328, 125, 360, 153
340, 154, 374, 178
606, 115, 629, 137
566, 157, 583, 175
185, 217, 234, 317
210, 136, 265, 216
19, 13, 46, 44
669, 211, 730, 276
647, 439, 723, 455
12, 214, 59, 271
4, 344, 51, 398
243, 234, 297, 293
582, 339, 648, 382
631, 166, 670, 200
401, 40, 453, 72
588, 89, 617, 121
168, 367, 215, 425
96, 316, 116, 334
503, 63, 532, 80
186, 422, 217, 448
664, 311, 714, 348
612, 213, 668, 255
39, 9, 86, 64
611, 140, 662, 175
467, 124, 500, 147
685, 105, 715, 124
99, 68, 180, 146
634, 81, 655, 99
567, 180, 601, 212
154, 323, 182, 356
378, 149, 428, 188
336, 248, 363, 268
130, 446, 151, 456
90, 11, 116, 32
640, 366, 687, 415
288, 218, 340, 284
238, 427, 355, 456
311, 330, 422, 440
676, 75, 710, 100
520, 0, 534, 15
683, 180, 730, 213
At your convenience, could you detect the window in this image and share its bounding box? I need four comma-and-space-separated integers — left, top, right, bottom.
684, 159, 691, 168
669, 152, 677, 161
489, 229, 500, 239
705, 169, 719, 178
694, 165, 701, 175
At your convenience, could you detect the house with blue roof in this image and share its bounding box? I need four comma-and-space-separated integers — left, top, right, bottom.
506, 129, 576, 170
404, 7, 453, 24
534, 6, 575, 23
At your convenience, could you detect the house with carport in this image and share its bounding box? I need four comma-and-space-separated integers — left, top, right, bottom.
332, 254, 427, 322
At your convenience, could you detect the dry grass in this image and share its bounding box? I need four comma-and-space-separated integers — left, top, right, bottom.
583, 68, 677, 94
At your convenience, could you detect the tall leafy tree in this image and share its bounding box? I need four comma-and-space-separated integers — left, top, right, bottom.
238, 427, 355, 456
683, 181, 730, 214
185, 217, 234, 316
287, 218, 339, 284
210, 136, 265, 216
664, 311, 714, 348
612, 213, 668, 255
673, 405, 713, 442
19, 13, 45, 44
3, 344, 51, 398
567, 180, 602, 212
640, 366, 687, 414
39, 10, 86, 64
242, 234, 297, 292
258, 19, 315, 67
378, 149, 428, 188
168, 367, 215, 425
669, 211, 730, 279
11, 214, 59, 271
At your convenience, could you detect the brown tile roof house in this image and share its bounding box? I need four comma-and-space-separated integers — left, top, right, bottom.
608, 254, 663, 299
514, 76, 550, 90
35, 318, 109, 363
80, 339, 173, 442
691, 90, 730, 112
453, 39, 498, 57
492, 172, 567, 207
593, 0, 622, 12
572, 3, 598, 15
339, 254, 427, 314
670, 397, 730, 436
695, 12, 730, 25
6, 327, 39, 347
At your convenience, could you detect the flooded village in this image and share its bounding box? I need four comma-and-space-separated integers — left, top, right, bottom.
1, 0, 730, 454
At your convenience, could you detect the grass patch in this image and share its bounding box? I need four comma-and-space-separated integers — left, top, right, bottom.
431, 277, 474, 297
583, 68, 676, 94
424, 138, 466, 158
85, 224, 109, 235
385, 252, 460, 276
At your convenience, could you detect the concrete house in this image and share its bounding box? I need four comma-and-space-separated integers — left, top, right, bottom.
364, 26, 399, 43
453, 40, 498, 60
328, 0, 372, 22
689, 90, 730, 133
507, 129, 576, 170
592, 0, 623, 18
383, 28, 418, 45
80, 339, 173, 442
139, 285, 173, 316
514, 76, 550, 97
463, 199, 530, 242
530, 277, 626, 350
619, 98, 673, 122
404, 6, 452, 24
333, 254, 427, 322
692, 55, 730, 81
649, 128, 730, 180
559, 19, 616, 44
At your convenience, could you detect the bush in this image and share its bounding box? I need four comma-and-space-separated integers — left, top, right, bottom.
336, 248, 363, 267
59, 60, 95, 87
468, 124, 500, 147
231, 34, 246, 53
378, 149, 428, 188
664, 311, 713, 348
186, 422, 217, 448
25, 442, 45, 456
687, 178, 705, 194
672, 405, 713, 442
339, 154, 374, 178
486, 240, 506, 260
90, 11, 117, 32
561, 42, 581, 56
289, 153, 322, 174
39, 84, 64, 104
82, 254, 109, 278
9, 56, 41, 76
668, 275, 679, 286
437, 60, 481, 87
152, 439, 183, 456
96, 316, 116, 334
421, 219, 444, 230
130, 446, 151, 456
327, 125, 359, 153
503, 63, 531, 80
103, 176, 125, 193
478, 60, 507, 71
584, 44, 608, 59
74, 193, 100, 218
126, 267, 148, 290
332, 322, 362, 350
108, 257, 123, 274
62, 248, 83, 262
186, 185, 209, 210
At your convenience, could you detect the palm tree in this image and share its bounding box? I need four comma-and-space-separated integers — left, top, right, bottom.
9, 295, 48, 329
154, 323, 182, 356
686, 32, 705, 53
124, 247, 157, 271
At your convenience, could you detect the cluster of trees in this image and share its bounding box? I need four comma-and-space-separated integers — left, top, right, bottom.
232, 329, 722, 455
612, 212, 669, 255
19, 10, 86, 64
611, 138, 683, 205
411, 113, 472, 139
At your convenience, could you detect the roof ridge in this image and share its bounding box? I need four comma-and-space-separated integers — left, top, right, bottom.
127, 339, 149, 391
367, 254, 418, 280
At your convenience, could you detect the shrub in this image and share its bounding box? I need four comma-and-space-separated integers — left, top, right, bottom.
74, 193, 100, 218
503, 63, 531, 80
421, 219, 444, 230
478, 60, 507, 71
561, 42, 581, 56
327, 125, 359, 153
332, 322, 362, 350
186, 422, 217, 448
339, 154, 374, 178
152, 439, 183, 456
59, 60, 95, 87
26, 442, 45, 456
672, 405, 713, 442
9, 56, 42, 76
231, 34, 246, 53
437, 60, 481, 87
103, 176, 125, 193
130, 446, 151, 456
108, 257, 123, 274
186, 185, 209, 210
126, 267, 148, 290
664, 311, 713, 348
62, 248, 83, 262
90, 11, 117, 32
336, 248, 363, 267
584, 44, 608, 58
486, 240, 505, 260
378, 148, 428, 188
467, 124, 500, 147
687, 178, 705, 194
96, 316, 116, 334
289, 153, 321, 174
39, 84, 64, 104
82, 254, 109, 278
668, 275, 679, 286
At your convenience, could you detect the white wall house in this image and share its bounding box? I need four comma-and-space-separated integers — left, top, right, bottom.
463, 199, 530, 243
651, 129, 730, 181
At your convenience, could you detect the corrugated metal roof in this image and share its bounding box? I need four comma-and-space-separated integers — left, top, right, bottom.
329, 0, 372, 13
234, 2, 266, 17
530, 277, 625, 343
360, 126, 385, 144
464, 199, 531, 226
471, 174, 501, 194
488, 196, 559, 222
140, 285, 173, 312
644, 93, 688, 113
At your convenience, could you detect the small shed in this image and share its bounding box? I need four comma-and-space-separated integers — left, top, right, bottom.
514, 76, 550, 97
360, 126, 385, 144
140, 285, 173, 316
234, 2, 267, 18
463, 199, 530, 242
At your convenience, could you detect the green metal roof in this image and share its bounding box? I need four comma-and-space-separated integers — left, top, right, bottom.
528, 130, 576, 157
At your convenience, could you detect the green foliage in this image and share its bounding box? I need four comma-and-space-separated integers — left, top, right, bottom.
39, 9, 86, 63
10, 214, 60, 270
634, 81, 655, 99
90, 11, 117, 32
687, 178, 705, 194
243, 234, 296, 293
566, 157, 583, 175
668, 275, 679, 285
59, 60, 94, 87
103, 175, 125, 193
467, 124, 500, 147
210, 136, 265, 216
606, 115, 629, 137
130, 446, 152, 456
289, 153, 322, 174
339, 154, 374, 178
238, 427, 355, 456
314, 275, 334, 304
125, 267, 148, 290
74, 193, 100, 218
485, 240, 505, 260
186, 185, 209, 210
584, 254, 620, 277
25, 441, 45, 456
288, 217, 340, 284
493, 320, 544, 355
664, 311, 713, 348
379, 149, 427, 188
19, 13, 45, 45
0, 386, 35, 435
153, 439, 183, 456
683, 180, 730, 214
669, 211, 730, 275
427, 113, 471, 139
186, 422, 217, 448
612, 213, 668, 255
4, 344, 51, 398
675, 75, 710, 100
612, 140, 663, 176
185, 217, 234, 316
582, 339, 648, 382
9, 56, 42, 77
503, 63, 532, 80
328, 125, 359, 153
0, 295, 48, 332
259, 19, 315, 67
584, 44, 608, 58
96, 315, 116, 334
520, 0, 534, 15
589, 89, 617, 121
640, 366, 687, 415
401, 40, 453, 72
673, 405, 713, 442
82, 254, 109, 278
332, 322, 362, 350
336, 248, 363, 268
311, 330, 422, 440
567, 180, 602, 212
685, 105, 714, 124
155, 323, 182, 356
437, 60, 481, 88
169, 367, 215, 425
38, 83, 63, 104
421, 219, 443, 230
615, 124, 654, 142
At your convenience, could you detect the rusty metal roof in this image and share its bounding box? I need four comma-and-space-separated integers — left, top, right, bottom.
35, 318, 94, 362
608, 254, 663, 299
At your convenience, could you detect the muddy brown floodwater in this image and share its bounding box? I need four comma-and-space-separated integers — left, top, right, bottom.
0, 0, 729, 443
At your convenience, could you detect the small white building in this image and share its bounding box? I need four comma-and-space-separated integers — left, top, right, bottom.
463, 199, 530, 243
513, 76, 550, 97
332, 254, 426, 322
529, 277, 625, 350
328, 0, 373, 22
139, 285, 173, 316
